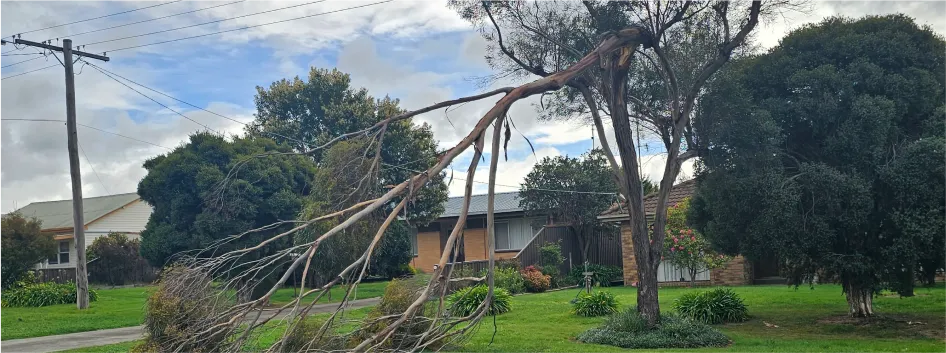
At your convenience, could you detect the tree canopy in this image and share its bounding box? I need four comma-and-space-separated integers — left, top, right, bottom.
138, 132, 318, 269
519, 149, 619, 263
1, 212, 55, 289
690, 15, 945, 317
249, 67, 447, 224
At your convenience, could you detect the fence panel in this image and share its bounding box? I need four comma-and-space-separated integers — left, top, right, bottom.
516, 226, 622, 276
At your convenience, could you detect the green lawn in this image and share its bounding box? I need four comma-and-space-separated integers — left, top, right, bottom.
269, 280, 389, 306
1, 286, 153, 340
54, 283, 945, 352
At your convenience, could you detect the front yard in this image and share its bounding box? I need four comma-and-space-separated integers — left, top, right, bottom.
52, 283, 945, 352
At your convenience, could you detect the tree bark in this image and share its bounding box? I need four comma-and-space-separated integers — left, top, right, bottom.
843, 281, 875, 317
603, 46, 661, 326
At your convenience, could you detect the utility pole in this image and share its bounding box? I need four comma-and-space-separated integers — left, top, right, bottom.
14, 38, 108, 309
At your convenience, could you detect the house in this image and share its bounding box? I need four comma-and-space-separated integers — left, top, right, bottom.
598, 180, 782, 286
12, 192, 152, 272
409, 192, 548, 273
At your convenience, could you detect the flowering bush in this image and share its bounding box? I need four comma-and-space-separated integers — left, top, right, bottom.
662, 198, 731, 283
521, 266, 551, 292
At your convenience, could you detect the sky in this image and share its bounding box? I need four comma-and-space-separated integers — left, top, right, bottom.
1, 0, 944, 213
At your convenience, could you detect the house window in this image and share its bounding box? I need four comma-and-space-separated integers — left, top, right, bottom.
49, 240, 70, 264
409, 227, 418, 256
494, 222, 511, 250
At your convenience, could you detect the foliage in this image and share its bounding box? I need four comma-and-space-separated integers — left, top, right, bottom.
135, 266, 227, 353
691, 15, 946, 316
249, 67, 448, 224
673, 288, 749, 324
567, 264, 622, 287
521, 266, 551, 293
138, 133, 316, 287
572, 291, 618, 317
282, 317, 346, 352
448, 284, 512, 316
493, 266, 526, 294
354, 277, 449, 350
1, 212, 55, 290
87, 233, 154, 286
369, 221, 415, 279
662, 198, 731, 283
539, 242, 565, 275
519, 150, 618, 263
577, 308, 730, 349
1, 282, 99, 307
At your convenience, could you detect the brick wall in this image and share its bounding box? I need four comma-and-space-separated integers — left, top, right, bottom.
710, 255, 751, 286
621, 221, 751, 286
463, 229, 488, 261
412, 231, 442, 273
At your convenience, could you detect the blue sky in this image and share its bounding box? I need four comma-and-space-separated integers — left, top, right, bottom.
2, 1, 944, 212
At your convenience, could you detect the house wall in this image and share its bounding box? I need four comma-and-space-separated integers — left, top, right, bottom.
620, 221, 750, 286
86, 199, 152, 234
412, 231, 443, 273
411, 215, 545, 273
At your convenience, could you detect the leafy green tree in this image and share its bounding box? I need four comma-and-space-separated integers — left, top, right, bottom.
662, 197, 729, 285
138, 133, 318, 295
690, 15, 945, 316
249, 68, 447, 224
87, 233, 152, 285
1, 212, 55, 289
520, 149, 618, 264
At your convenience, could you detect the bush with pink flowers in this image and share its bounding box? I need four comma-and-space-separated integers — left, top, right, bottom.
662, 198, 731, 284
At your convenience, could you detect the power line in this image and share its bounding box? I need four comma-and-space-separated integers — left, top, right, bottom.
85, 60, 219, 133
1, 64, 59, 80
83, 0, 327, 47
78, 141, 112, 195
103, 0, 393, 53
2, 52, 43, 56
82, 61, 307, 146
381, 162, 619, 195
47, 1, 245, 42
3, 1, 184, 38
1, 118, 174, 150
2, 55, 44, 68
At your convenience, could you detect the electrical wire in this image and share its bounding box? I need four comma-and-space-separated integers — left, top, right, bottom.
2, 55, 44, 68
78, 141, 112, 195
381, 162, 619, 195
85, 61, 219, 133
82, 0, 328, 47
2, 52, 43, 56
102, 0, 392, 53
46, 0, 245, 42
1, 64, 59, 80
82, 61, 306, 146
1, 118, 173, 150
2, 1, 183, 38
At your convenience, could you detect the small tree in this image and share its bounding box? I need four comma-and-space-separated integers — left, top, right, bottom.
662, 198, 730, 285
87, 233, 153, 285
1, 212, 55, 289
520, 149, 618, 264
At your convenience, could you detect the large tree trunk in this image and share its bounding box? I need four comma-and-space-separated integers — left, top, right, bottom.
603, 47, 661, 326
843, 280, 874, 317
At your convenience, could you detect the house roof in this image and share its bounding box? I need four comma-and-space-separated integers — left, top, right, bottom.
599, 179, 697, 220
12, 192, 141, 230
440, 191, 524, 218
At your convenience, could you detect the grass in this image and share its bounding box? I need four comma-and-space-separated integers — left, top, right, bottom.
268, 280, 389, 306
1, 286, 153, 340
52, 283, 946, 352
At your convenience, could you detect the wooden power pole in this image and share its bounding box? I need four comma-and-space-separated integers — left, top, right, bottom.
14, 38, 109, 309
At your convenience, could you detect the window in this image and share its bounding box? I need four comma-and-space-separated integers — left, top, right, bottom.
49, 240, 70, 264
409, 227, 419, 256
494, 222, 510, 250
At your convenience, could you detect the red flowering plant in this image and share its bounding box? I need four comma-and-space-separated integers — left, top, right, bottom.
661, 197, 731, 285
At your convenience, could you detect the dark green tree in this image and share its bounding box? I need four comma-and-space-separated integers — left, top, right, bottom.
249, 68, 447, 225
138, 133, 318, 297
690, 15, 945, 316
520, 149, 619, 263
1, 212, 55, 289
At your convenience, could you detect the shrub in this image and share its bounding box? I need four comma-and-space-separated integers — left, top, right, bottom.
134, 266, 228, 353
539, 242, 565, 275
353, 276, 450, 350
87, 233, 155, 285
282, 317, 346, 352
448, 284, 512, 316
521, 266, 551, 293
673, 288, 749, 324
494, 266, 526, 294
572, 291, 618, 317
1, 281, 99, 307
2, 212, 55, 290
567, 264, 622, 287
577, 308, 730, 349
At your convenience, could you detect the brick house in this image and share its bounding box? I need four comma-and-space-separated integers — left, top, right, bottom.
598, 180, 780, 286
409, 192, 549, 273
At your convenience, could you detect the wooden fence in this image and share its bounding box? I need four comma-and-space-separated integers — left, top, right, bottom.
515, 225, 623, 275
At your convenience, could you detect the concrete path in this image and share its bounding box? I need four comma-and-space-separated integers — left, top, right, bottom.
1, 297, 380, 353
